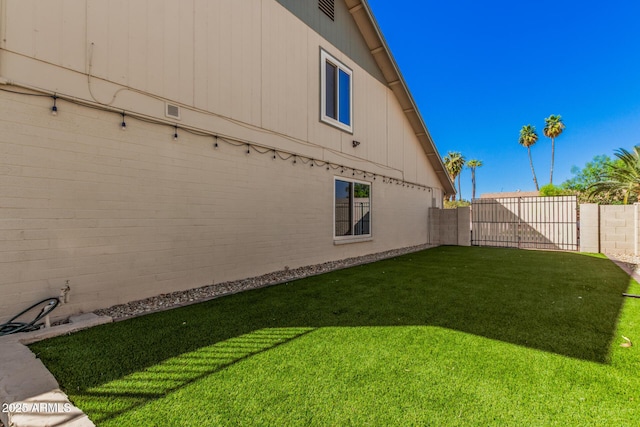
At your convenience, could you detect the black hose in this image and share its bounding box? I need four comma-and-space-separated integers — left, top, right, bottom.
0, 297, 60, 336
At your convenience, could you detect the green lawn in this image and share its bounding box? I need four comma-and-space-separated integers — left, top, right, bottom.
30, 247, 640, 426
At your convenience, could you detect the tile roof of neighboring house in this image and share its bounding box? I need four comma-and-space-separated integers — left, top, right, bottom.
480, 191, 541, 199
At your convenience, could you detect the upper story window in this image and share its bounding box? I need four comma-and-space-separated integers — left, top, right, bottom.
321, 50, 353, 133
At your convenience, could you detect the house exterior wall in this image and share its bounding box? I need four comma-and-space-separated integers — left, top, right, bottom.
275, 0, 386, 84
0, 0, 445, 322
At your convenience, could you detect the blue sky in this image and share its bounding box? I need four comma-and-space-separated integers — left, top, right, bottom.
366, 0, 640, 199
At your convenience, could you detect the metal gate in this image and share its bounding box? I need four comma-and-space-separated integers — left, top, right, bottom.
471, 196, 578, 251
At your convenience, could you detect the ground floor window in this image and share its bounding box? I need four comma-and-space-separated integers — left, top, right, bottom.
334, 178, 371, 238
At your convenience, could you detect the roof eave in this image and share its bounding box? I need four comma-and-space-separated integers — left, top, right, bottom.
344, 0, 456, 196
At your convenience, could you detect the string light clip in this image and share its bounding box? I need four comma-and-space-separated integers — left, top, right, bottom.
51, 95, 58, 116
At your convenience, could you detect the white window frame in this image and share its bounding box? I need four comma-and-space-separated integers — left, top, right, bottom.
333, 177, 372, 243
320, 49, 353, 133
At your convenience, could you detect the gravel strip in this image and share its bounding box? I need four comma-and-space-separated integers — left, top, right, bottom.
606, 252, 640, 274
94, 244, 436, 321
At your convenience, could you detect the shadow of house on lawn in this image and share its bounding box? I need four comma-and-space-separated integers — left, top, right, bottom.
29, 246, 633, 424
74, 327, 315, 424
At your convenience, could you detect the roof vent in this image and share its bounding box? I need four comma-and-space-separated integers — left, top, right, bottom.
165, 103, 181, 120
319, 0, 335, 21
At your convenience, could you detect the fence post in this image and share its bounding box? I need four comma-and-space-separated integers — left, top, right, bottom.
457, 207, 471, 246
517, 197, 522, 249
635, 203, 639, 256
579, 203, 600, 253
428, 207, 440, 245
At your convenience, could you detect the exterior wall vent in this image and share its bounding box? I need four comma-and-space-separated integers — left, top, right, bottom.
319, 0, 335, 21
165, 103, 181, 120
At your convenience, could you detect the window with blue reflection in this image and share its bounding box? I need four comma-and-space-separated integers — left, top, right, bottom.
338, 70, 350, 126
321, 50, 353, 132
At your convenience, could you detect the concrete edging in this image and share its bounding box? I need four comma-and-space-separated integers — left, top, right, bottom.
607, 255, 640, 285
0, 314, 112, 427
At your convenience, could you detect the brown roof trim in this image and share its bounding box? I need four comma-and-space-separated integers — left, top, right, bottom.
344, 0, 456, 196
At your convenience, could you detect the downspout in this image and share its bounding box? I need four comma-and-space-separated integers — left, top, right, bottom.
0, 0, 6, 50
0, 0, 7, 85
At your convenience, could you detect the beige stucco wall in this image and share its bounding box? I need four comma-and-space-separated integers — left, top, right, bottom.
0, 0, 444, 322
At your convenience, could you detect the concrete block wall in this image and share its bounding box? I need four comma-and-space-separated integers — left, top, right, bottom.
428, 208, 449, 245
441, 209, 458, 245
429, 207, 471, 246
456, 207, 471, 246
600, 205, 635, 253
579, 204, 600, 253
579, 203, 639, 255
428, 208, 440, 245
0, 91, 440, 324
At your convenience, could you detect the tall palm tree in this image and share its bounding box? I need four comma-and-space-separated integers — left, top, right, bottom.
443, 151, 460, 201
543, 115, 565, 185
444, 151, 465, 201
519, 125, 540, 191
466, 159, 483, 200
455, 153, 466, 200
588, 146, 640, 204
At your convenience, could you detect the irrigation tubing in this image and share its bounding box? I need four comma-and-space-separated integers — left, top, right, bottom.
0, 297, 60, 336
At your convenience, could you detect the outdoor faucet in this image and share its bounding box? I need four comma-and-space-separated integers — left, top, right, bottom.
60, 280, 71, 304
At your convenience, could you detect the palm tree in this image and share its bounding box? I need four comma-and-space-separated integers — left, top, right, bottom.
466, 159, 483, 200
455, 153, 466, 200
519, 125, 540, 191
543, 115, 565, 185
444, 151, 465, 201
588, 146, 640, 204
443, 151, 460, 201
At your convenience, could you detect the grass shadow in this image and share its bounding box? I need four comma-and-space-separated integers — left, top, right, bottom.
64, 328, 314, 424
29, 246, 634, 424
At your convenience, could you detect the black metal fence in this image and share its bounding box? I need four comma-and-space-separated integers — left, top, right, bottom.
471, 196, 578, 251
354, 202, 370, 235
335, 201, 370, 236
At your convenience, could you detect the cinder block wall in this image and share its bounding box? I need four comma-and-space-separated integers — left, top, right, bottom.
637, 204, 640, 256
456, 207, 471, 246
428, 207, 470, 246
600, 205, 635, 253
579, 203, 639, 255
579, 204, 600, 253
428, 208, 441, 245
440, 209, 459, 245
0, 92, 438, 323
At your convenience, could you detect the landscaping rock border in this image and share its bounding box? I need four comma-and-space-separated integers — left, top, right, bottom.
94, 244, 436, 321
606, 252, 640, 274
